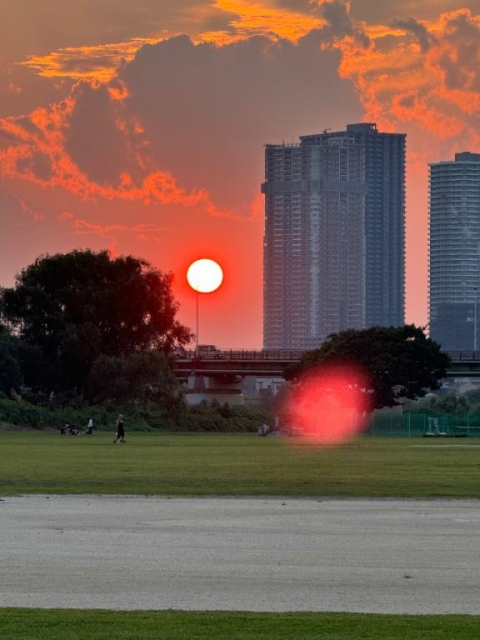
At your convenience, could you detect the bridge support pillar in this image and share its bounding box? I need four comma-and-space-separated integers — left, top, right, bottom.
185, 373, 244, 405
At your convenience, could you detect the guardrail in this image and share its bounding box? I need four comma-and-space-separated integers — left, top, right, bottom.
176, 349, 304, 361
447, 351, 480, 361
176, 349, 480, 362
174, 349, 480, 380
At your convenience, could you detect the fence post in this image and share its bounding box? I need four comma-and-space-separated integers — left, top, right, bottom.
407, 412, 411, 438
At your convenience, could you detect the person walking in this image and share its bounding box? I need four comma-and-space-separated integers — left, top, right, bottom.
83, 417, 94, 436
113, 414, 126, 444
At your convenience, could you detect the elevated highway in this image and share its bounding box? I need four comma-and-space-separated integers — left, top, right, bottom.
174, 349, 480, 379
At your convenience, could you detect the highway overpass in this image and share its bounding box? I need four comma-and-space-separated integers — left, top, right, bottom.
174, 349, 480, 379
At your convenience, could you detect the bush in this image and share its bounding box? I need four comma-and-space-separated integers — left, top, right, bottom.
0, 396, 268, 434
0, 399, 134, 432
181, 401, 267, 433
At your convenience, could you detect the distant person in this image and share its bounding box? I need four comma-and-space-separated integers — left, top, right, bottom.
258, 423, 270, 436
84, 417, 94, 436
113, 414, 126, 444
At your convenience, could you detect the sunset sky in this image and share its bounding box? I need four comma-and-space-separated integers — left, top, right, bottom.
0, 0, 479, 348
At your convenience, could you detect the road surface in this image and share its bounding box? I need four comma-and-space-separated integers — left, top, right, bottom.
1, 496, 479, 614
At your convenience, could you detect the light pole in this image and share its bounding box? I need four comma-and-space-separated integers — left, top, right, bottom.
187, 259, 224, 353
475, 288, 478, 352
195, 289, 199, 352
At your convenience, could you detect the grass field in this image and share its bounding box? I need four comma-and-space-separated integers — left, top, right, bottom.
1, 609, 479, 640
1, 431, 479, 497
2, 432, 479, 638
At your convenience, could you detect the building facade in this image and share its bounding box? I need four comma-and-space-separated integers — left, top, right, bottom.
262, 123, 405, 350
429, 152, 480, 351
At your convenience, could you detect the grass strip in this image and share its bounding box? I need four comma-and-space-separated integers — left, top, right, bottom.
1, 432, 480, 498
1, 609, 479, 640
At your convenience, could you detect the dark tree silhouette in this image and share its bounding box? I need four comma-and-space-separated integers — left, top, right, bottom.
0, 326, 23, 395
285, 325, 451, 410
0, 250, 193, 394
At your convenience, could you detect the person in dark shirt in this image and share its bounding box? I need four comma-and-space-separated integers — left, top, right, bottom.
113, 414, 126, 444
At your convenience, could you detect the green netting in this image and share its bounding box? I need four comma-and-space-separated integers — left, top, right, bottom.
367, 413, 480, 437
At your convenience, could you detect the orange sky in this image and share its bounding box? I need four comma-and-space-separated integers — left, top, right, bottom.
0, 0, 479, 348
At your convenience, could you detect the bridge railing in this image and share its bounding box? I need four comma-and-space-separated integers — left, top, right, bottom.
175, 349, 480, 366
176, 349, 305, 361
446, 351, 480, 361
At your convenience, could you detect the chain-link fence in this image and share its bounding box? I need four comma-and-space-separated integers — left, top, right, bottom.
367, 413, 480, 437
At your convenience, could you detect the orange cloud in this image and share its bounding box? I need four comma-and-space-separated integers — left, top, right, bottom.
58, 214, 164, 237
18, 2, 322, 80
334, 8, 480, 154
212, 0, 322, 41
21, 38, 159, 82
4, 5, 479, 234
57, 213, 169, 257
0, 81, 249, 221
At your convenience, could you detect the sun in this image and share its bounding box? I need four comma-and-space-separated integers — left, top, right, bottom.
187, 259, 224, 293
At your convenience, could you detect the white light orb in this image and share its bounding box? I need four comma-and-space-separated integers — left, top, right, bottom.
187, 259, 223, 293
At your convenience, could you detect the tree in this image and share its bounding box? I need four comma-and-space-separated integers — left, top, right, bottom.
0, 326, 23, 395
0, 250, 193, 394
87, 351, 183, 406
285, 325, 451, 411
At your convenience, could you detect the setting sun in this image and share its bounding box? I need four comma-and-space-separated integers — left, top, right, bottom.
187, 259, 224, 293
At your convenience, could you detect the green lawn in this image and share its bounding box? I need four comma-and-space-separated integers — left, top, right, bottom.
1, 609, 479, 640
1, 431, 479, 497
2, 432, 480, 635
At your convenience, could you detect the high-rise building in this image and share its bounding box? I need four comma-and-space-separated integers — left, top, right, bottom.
429, 152, 480, 351
262, 123, 405, 350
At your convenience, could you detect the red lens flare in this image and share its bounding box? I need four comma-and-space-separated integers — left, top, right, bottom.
285, 363, 371, 445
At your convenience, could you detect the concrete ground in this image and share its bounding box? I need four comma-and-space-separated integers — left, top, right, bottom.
1, 495, 480, 614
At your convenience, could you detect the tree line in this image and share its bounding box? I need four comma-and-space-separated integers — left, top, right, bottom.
0, 249, 451, 431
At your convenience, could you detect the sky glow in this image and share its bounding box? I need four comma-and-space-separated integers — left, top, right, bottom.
0, 1, 479, 347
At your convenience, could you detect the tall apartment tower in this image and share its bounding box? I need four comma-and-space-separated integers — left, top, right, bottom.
262, 123, 406, 350
429, 152, 480, 350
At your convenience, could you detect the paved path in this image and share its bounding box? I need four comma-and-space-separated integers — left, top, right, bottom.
1, 496, 480, 614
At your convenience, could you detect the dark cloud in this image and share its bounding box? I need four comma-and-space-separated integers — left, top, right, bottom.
350, 0, 479, 23
321, 1, 370, 47
391, 17, 434, 52
116, 33, 362, 210
0, 1, 218, 61
16, 154, 53, 182
0, 65, 69, 118
274, 0, 318, 11
64, 83, 137, 184
322, 1, 354, 36
438, 11, 480, 91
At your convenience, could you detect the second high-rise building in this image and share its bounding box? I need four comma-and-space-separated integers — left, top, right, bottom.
262, 123, 406, 350
429, 152, 480, 351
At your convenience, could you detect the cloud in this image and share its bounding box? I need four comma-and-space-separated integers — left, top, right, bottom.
434, 9, 480, 93
21, 39, 157, 82
210, 0, 322, 40
2, 5, 479, 206
390, 17, 434, 52
1, 0, 478, 344
0, 93, 216, 211
321, 0, 370, 47
119, 32, 360, 209
0, 1, 212, 60
0, 29, 361, 223
336, 8, 480, 158
350, 0, 479, 23
57, 211, 166, 255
